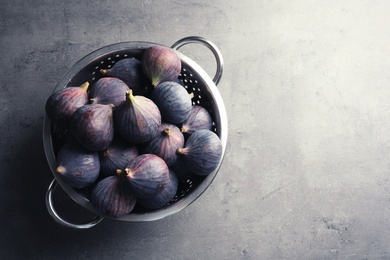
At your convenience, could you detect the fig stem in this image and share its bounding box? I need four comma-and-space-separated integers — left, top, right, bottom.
80, 82, 89, 92
100, 69, 108, 75
55, 166, 66, 174
181, 126, 187, 133
188, 92, 195, 99
177, 148, 184, 154
164, 128, 171, 136
125, 89, 135, 103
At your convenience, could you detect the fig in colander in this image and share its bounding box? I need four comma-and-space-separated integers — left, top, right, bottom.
181, 105, 213, 135
55, 138, 100, 189
45, 82, 89, 124
114, 89, 161, 144
138, 169, 178, 209
177, 129, 222, 176
89, 77, 129, 107
100, 58, 152, 96
70, 104, 115, 151
151, 81, 192, 124
142, 123, 184, 166
141, 45, 181, 87
125, 154, 169, 198
91, 174, 136, 218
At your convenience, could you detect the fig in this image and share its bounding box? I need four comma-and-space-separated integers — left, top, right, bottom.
125, 154, 169, 198
55, 138, 100, 189
181, 105, 213, 135
99, 136, 139, 176
151, 81, 192, 124
89, 77, 129, 107
91, 174, 136, 218
177, 130, 222, 176
138, 169, 178, 209
69, 104, 115, 151
114, 89, 161, 144
142, 123, 184, 166
141, 45, 181, 87
100, 58, 151, 96
45, 82, 89, 124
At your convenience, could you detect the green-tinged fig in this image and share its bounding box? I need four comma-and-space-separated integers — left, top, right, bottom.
89, 77, 129, 107
151, 81, 192, 124
70, 104, 115, 151
45, 82, 89, 124
125, 154, 169, 198
91, 174, 136, 218
141, 45, 181, 87
142, 123, 184, 166
55, 138, 100, 189
177, 130, 222, 176
100, 58, 152, 96
114, 90, 161, 144
138, 169, 178, 209
181, 105, 213, 135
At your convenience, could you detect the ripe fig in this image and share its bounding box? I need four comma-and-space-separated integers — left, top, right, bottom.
138, 169, 178, 209
177, 130, 222, 176
45, 82, 89, 124
151, 81, 192, 124
99, 136, 139, 176
70, 104, 115, 151
100, 58, 151, 96
141, 45, 181, 87
181, 105, 213, 135
55, 138, 100, 189
125, 154, 169, 198
114, 89, 161, 144
91, 174, 136, 218
89, 77, 129, 107
142, 123, 184, 166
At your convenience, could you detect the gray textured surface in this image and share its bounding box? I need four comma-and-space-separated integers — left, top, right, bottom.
2, 0, 390, 259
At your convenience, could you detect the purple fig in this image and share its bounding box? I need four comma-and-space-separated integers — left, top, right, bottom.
69, 104, 115, 151
114, 89, 161, 144
125, 154, 169, 198
89, 77, 129, 107
141, 45, 181, 87
181, 105, 213, 135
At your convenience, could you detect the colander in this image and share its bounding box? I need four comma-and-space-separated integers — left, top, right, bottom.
43, 36, 228, 229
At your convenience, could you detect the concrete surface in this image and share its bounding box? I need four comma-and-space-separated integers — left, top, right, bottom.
1, 0, 390, 259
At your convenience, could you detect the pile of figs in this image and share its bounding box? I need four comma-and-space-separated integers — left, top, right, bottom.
45, 45, 223, 218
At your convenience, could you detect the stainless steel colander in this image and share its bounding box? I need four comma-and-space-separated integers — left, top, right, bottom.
43, 36, 228, 229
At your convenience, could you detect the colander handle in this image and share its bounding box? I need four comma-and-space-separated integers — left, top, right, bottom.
46, 179, 104, 229
171, 36, 224, 86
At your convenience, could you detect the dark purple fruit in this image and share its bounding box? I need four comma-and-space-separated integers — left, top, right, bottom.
181, 105, 213, 135
99, 136, 139, 176
138, 169, 178, 209
125, 154, 169, 198
45, 82, 89, 124
114, 90, 161, 144
55, 138, 100, 189
100, 58, 151, 96
70, 104, 115, 151
177, 129, 222, 176
91, 174, 136, 218
151, 81, 192, 124
89, 77, 129, 107
142, 123, 184, 166
141, 45, 181, 87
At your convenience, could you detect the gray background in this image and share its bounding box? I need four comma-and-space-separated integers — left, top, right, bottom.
1, 0, 390, 259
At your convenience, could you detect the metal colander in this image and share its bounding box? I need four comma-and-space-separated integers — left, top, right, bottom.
43, 36, 228, 229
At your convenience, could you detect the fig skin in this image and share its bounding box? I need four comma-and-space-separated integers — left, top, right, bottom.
45, 82, 89, 124
138, 169, 178, 209
69, 103, 115, 152
114, 89, 161, 144
142, 123, 184, 166
151, 81, 192, 124
100, 58, 152, 96
141, 45, 181, 87
55, 138, 100, 189
125, 154, 169, 198
91, 174, 136, 218
89, 77, 130, 107
177, 129, 222, 176
181, 105, 213, 135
